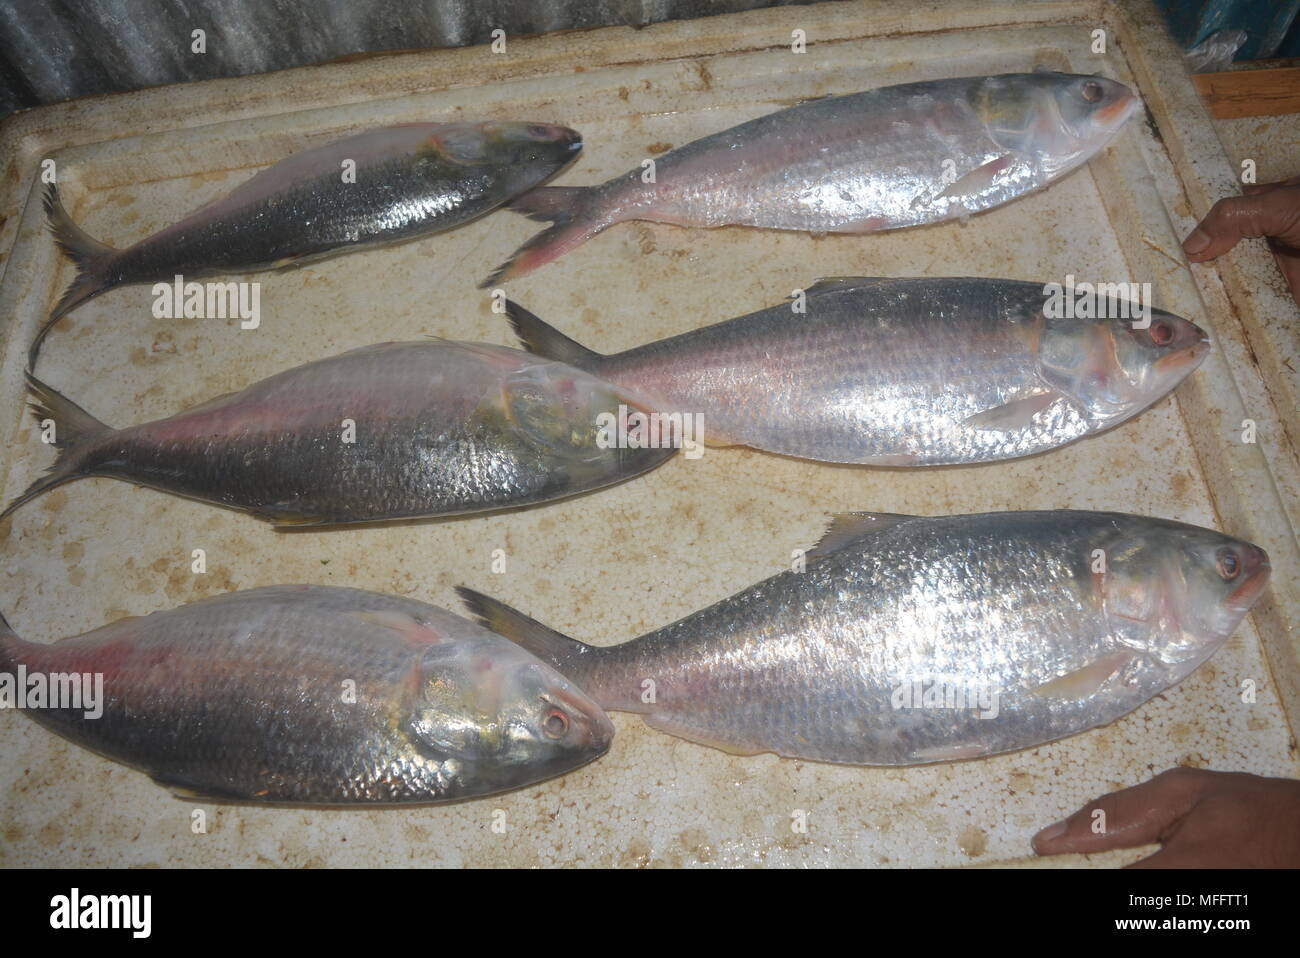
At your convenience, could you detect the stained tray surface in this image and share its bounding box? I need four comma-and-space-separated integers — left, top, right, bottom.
0, 5, 1295, 867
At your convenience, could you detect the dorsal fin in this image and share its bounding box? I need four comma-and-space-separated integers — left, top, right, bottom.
808, 512, 920, 560
795, 277, 887, 298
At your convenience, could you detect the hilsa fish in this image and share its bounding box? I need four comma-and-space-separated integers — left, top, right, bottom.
0, 585, 613, 804
505, 278, 1209, 466
1, 340, 672, 526
37, 121, 582, 364
460, 511, 1269, 765
482, 72, 1137, 285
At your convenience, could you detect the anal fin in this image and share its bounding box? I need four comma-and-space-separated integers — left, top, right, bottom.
908, 742, 993, 763
254, 502, 329, 528
151, 773, 250, 803
641, 712, 767, 756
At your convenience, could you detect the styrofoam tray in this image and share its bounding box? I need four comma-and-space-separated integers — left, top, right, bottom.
0, 0, 1295, 867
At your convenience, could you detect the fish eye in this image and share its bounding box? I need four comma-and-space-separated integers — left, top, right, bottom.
1081, 80, 1104, 103
1149, 320, 1174, 345
1216, 548, 1240, 580
526, 124, 554, 140
542, 708, 570, 739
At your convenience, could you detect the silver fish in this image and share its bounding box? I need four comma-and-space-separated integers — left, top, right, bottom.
38, 121, 582, 363
2, 340, 673, 526
0, 585, 613, 804
482, 73, 1137, 285
505, 278, 1210, 465
459, 511, 1270, 765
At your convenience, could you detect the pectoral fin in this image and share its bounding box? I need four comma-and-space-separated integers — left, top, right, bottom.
963, 390, 1063, 431
1030, 652, 1134, 701
913, 153, 1022, 210
348, 610, 448, 645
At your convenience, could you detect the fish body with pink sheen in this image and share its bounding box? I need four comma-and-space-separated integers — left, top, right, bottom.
505, 277, 1210, 465
460, 512, 1270, 765
0, 585, 613, 803
38, 121, 581, 363
483, 73, 1139, 284
2, 340, 673, 525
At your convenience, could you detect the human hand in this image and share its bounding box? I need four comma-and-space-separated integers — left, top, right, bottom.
1032, 767, 1300, 868
1183, 176, 1300, 305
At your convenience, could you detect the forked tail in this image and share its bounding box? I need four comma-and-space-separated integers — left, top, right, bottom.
36, 184, 121, 367
478, 186, 613, 288
0, 608, 15, 669
0, 373, 112, 521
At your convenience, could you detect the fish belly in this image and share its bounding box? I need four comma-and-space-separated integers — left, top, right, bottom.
15, 586, 459, 802
632, 91, 1019, 232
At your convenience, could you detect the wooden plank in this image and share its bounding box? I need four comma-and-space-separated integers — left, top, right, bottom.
1193, 67, 1300, 118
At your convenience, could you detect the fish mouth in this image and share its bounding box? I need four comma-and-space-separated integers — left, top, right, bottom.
1097, 89, 1140, 130
1154, 333, 1211, 374
546, 125, 583, 153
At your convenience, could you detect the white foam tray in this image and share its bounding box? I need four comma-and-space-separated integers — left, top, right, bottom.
0, 0, 1295, 867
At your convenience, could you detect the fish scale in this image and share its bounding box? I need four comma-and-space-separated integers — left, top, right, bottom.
459, 511, 1270, 765
505, 278, 1210, 466
484, 72, 1139, 285
0, 585, 614, 804
2, 340, 675, 525
658, 89, 1002, 229
36, 121, 582, 364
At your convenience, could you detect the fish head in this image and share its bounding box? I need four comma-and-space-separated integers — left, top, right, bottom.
981, 73, 1138, 174
1095, 518, 1270, 671
1039, 307, 1209, 424
480, 121, 583, 172
499, 359, 679, 481
408, 638, 614, 791
423, 121, 580, 164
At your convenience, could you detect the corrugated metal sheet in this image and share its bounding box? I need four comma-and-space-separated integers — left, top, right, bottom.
4, 1, 1296, 122
0, 0, 810, 118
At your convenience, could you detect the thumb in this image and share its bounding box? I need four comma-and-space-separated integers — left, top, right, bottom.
1032, 767, 1207, 855
1184, 189, 1300, 261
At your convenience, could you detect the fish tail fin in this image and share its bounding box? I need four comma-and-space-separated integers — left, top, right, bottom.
0, 608, 28, 673
478, 186, 612, 288
455, 587, 596, 678
502, 299, 602, 369
38, 183, 120, 365
0, 372, 111, 522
